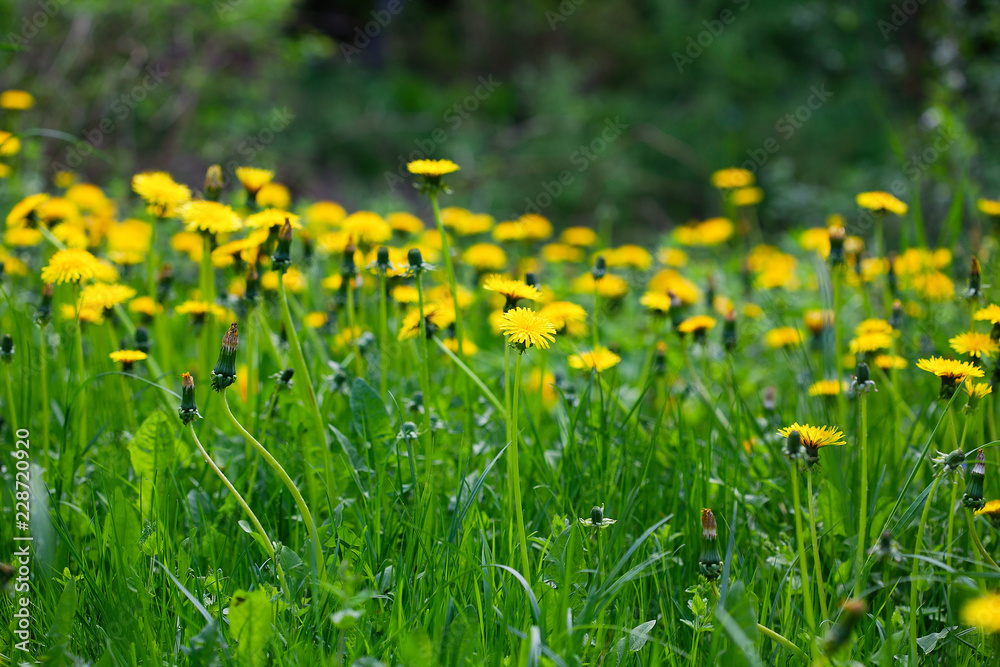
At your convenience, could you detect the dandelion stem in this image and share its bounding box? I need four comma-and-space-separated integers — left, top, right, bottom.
806, 470, 829, 619
187, 423, 291, 600
345, 275, 363, 378
414, 272, 434, 492
38, 325, 51, 480
966, 509, 999, 570
511, 351, 531, 581
220, 391, 324, 581
3, 363, 19, 435
854, 390, 869, 596
789, 460, 816, 633
429, 192, 464, 353
278, 278, 337, 503
378, 272, 389, 400
909, 470, 945, 664
73, 287, 87, 485
246, 305, 259, 436
757, 623, 809, 663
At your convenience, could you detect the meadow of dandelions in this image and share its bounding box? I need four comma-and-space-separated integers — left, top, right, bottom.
4, 88, 1000, 664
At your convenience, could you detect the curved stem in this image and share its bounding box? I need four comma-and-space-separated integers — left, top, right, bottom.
757, 623, 809, 663
966, 509, 1000, 570
188, 424, 290, 599
910, 471, 945, 664
220, 391, 324, 580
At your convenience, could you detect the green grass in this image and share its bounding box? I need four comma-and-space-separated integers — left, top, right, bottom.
1, 165, 1000, 667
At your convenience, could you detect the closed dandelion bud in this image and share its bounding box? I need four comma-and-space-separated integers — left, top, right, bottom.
272, 219, 294, 273
36, 283, 54, 325
966, 257, 982, 301
723, 310, 737, 352
653, 341, 667, 376
245, 262, 260, 305
699, 509, 722, 580
341, 242, 358, 278
0, 334, 13, 364
706, 276, 716, 308
868, 530, 902, 563
375, 246, 391, 273
822, 598, 866, 655
179, 373, 202, 424
933, 448, 966, 473
525, 272, 539, 290
668, 290, 684, 331
991, 321, 1000, 344
204, 164, 224, 201
156, 264, 173, 304
592, 255, 606, 281
211, 322, 239, 392
408, 248, 423, 272
135, 326, 151, 354
828, 225, 846, 267
783, 428, 802, 459
963, 449, 987, 510
591, 505, 604, 524
274, 368, 295, 390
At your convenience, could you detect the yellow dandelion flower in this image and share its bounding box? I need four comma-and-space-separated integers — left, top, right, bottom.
673, 218, 734, 246
711, 168, 754, 189
342, 211, 392, 246
657, 247, 688, 268
40, 248, 108, 284
0, 163, 10, 178
808, 379, 846, 397
911, 271, 955, 301
462, 243, 507, 272
499, 307, 556, 351
569, 346, 621, 373
81, 282, 136, 311
304, 312, 328, 328
235, 166, 274, 195
483, 274, 540, 305
529, 368, 558, 407
0, 131, 20, 157
856, 319, 894, 336
677, 315, 716, 335
964, 382, 993, 400
109, 349, 148, 366
0, 90, 34, 110
60, 303, 104, 324
804, 309, 834, 334
129, 296, 160, 318
874, 354, 908, 370
244, 208, 301, 231
387, 211, 425, 235
640, 291, 673, 315
175, 300, 228, 322
560, 226, 598, 247
262, 267, 306, 292
743, 303, 763, 319
732, 186, 764, 206
306, 201, 346, 230
799, 227, 831, 257
392, 284, 419, 304
974, 304, 1000, 325
132, 171, 191, 218
540, 301, 588, 334
856, 191, 908, 215
572, 272, 629, 299
977, 199, 1000, 217
443, 337, 478, 356
6, 193, 49, 228
961, 592, 1000, 633
849, 332, 894, 355
777, 423, 846, 448
917, 356, 984, 382
950, 332, 999, 359
407, 159, 460, 177
398, 303, 455, 341
542, 243, 584, 263
975, 500, 1000, 519
604, 244, 653, 271
180, 201, 242, 235
256, 182, 290, 209
4, 227, 42, 246
519, 214, 553, 241
766, 327, 804, 349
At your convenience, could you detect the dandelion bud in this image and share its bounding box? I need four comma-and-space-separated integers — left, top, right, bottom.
966, 257, 982, 301
706, 276, 716, 308
868, 530, 902, 563
135, 326, 151, 354
525, 272, 539, 290
244, 262, 260, 305
341, 242, 358, 278
271, 219, 293, 273
783, 429, 802, 459
36, 283, 54, 325
963, 450, 987, 510
375, 246, 391, 274
668, 290, 684, 331
699, 509, 722, 580
592, 255, 606, 281
204, 164, 224, 201
653, 341, 667, 376
179, 373, 202, 424
211, 322, 239, 392
156, 264, 174, 304
933, 448, 966, 473
0, 334, 13, 364
723, 309, 737, 352
273, 368, 295, 390
408, 248, 424, 271
822, 598, 866, 655
828, 225, 846, 267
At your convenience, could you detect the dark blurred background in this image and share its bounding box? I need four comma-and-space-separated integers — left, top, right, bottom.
3, 0, 999, 240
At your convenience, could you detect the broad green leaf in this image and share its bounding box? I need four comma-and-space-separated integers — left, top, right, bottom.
398, 626, 433, 667
128, 410, 175, 481
330, 425, 371, 475
228, 589, 273, 667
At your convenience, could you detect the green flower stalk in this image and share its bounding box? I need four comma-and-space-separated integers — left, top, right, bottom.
341, 242, 363, 378
2, 334, 17, 436
909, 468, 946, 663
853, 362, 874, 597
784, 429, 816, 633
591, 255, 605, 351
373, 246, 391, 399
722, 309, 737, 352
271, 217, 293, 273
410, 248, 435, 489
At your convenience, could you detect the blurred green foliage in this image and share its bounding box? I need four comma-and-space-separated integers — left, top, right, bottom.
2, 0, 999, 239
